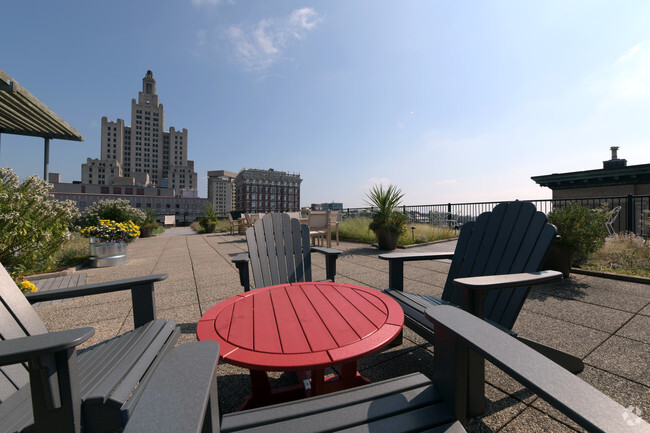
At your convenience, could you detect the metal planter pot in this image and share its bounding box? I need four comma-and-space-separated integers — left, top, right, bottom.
89, 238, 128, 268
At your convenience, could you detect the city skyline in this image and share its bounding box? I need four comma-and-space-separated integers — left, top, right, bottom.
3, 1, 650, 207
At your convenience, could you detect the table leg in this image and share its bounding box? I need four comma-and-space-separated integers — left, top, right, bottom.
309, 368, 325, 396
239, 370, 308, 410
309, 361, 370, 396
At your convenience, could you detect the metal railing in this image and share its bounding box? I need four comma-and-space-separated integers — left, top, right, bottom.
339, 195, 650, 236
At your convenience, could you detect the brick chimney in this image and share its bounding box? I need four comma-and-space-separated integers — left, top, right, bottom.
603, 146, 627, 170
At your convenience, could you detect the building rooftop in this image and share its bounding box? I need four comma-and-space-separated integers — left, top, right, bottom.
532, 147, 650, 190
33, 230, 650, 431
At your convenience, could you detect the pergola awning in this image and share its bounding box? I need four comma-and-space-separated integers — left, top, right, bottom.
0, 68, 83, 141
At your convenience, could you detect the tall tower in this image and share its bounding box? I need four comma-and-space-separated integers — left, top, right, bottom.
128, 70, 166, 186
83, 70, 196, 192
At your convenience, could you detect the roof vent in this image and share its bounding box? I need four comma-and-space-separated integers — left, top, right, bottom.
603, 146, 627, 170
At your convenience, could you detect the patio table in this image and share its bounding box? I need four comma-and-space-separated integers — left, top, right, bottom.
197, 281, 404, 410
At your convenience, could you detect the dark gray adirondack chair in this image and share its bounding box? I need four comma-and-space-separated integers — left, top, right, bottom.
126, 306, 649, 433
0, 264, 179, 433
381, 201, 584, 375
123, 340, 221, 433
233, 212, 342, 291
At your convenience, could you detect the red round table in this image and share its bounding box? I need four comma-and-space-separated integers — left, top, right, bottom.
197, 281, 404, 409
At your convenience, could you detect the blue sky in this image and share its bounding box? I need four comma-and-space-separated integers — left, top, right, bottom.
3, 0, 650, 207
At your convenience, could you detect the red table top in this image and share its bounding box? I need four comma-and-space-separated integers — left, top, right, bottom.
197, 282, 404, 371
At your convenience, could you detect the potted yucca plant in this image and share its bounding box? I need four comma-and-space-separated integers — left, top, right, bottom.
365, 184, 408, 250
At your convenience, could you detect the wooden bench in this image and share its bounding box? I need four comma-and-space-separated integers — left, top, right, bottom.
30, 272, 87, 306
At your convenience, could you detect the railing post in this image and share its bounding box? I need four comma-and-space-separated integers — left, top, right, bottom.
627, 195, 636, 234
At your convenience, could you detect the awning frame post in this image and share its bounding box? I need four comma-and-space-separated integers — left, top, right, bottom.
44, 138, 50, 181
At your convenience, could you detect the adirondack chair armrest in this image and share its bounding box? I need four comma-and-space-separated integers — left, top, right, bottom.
311, 247, 343, 255
0, 327, 95, 366
379, 251, 455, 291
123, 341, 220, 433
232, 253, 251, 291
453, 270, 563, 291
426, 305, 648, 432
0, 327, 95, 431
452, 271, 562, 319
25, 274, 168, 328
311, 247, 343, 282
379, 251, 455, 261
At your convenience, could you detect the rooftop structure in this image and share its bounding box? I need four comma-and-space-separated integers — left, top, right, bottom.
49, 175, 208, 224
531, 147, 650, 197
0, 67, 84, 179
32, 234, 650, 430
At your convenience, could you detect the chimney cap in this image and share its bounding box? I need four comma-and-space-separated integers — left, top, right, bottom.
604, 146, 627, 169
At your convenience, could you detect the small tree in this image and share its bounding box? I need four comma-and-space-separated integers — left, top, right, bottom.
81, 199, 145, 227
0, 168, 79, 277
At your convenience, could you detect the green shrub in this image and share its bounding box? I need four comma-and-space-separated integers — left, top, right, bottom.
0, 168, 79, 277
548, 202, 610, 265
81, 199, 145, 227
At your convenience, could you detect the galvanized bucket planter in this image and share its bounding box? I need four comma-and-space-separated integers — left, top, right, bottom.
89, 238, 128, 268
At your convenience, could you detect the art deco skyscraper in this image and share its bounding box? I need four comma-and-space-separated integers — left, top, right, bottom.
82, 70, 197, 192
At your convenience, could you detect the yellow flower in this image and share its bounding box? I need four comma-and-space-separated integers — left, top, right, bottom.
18, 280, 38, 294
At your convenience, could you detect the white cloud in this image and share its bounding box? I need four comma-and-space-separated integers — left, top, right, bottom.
226, 8, 322, 73
586, 41, 650, 103
253, 20, 279, 55
288, 8, 322, 37
192, 0, 222, 6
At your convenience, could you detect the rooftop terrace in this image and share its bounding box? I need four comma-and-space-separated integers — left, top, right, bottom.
34, 229, 650, 431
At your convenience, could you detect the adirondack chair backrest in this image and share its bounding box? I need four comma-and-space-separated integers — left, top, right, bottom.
441, 201, 556, 330
0, 264, 48, 402
246, 212, 313, 288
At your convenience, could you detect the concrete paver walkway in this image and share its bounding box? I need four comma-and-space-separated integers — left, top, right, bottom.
34, 232, 650, 432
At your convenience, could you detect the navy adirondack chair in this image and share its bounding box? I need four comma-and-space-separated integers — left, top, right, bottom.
0, 264, 179, 433
381, 201, 584, 375
126, 306, 648, 433
233, 212, 342, 291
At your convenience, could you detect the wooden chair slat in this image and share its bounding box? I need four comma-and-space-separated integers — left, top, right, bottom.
292, 218, 306, 283
273, 213, 290, 285
283, 215, 299, 283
